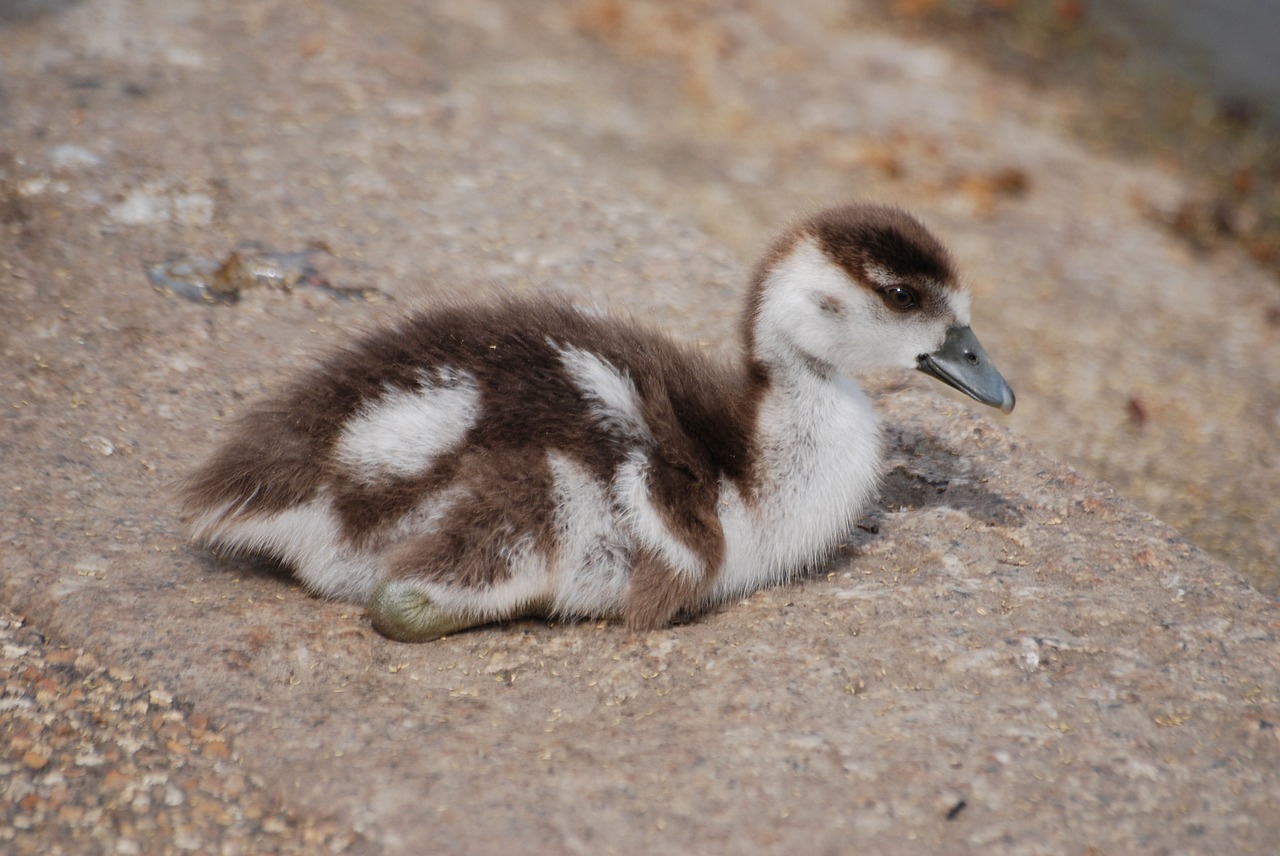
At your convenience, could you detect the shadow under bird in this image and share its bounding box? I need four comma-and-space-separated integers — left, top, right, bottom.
183, 204, 1015, 642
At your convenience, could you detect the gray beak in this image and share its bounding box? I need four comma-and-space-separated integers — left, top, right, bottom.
916, 325, 1015, 414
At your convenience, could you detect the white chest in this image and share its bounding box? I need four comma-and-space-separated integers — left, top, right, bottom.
711, 373, 883, 601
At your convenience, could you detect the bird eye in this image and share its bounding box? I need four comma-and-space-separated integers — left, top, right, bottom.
881, 286, 919, 311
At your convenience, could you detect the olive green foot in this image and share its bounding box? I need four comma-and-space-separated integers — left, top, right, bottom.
368, 579, 485, 643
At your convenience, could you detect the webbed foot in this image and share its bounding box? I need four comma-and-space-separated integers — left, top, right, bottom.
368, 579, 486, 642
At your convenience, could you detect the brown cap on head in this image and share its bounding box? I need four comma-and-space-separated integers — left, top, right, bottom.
803, 204, 957, 289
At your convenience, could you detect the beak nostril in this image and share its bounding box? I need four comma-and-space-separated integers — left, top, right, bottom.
965, 351, 979, 365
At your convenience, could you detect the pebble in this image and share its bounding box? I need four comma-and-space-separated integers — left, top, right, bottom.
0, 612, 367, 854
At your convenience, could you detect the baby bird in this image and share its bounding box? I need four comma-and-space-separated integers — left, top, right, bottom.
183, 204, 1014, 642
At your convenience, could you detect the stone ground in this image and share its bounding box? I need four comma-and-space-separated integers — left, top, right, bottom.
1, 0, 1278, 853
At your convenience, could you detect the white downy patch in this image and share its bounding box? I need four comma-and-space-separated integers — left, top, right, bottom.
613, 451, 705, 583
401, 534, 553, 621
190, 497, 382, 602
394, 484, 466, 538
712, 369, 883, 602
335, 367, 480, 480
942, 285, 972, 327
554, 343, 651, 442
546, 452, 632, 618
753, 238, 856, 364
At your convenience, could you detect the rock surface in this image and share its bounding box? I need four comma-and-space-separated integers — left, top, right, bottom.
1, 0, 1278, 853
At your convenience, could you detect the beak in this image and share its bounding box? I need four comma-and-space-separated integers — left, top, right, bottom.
917, 325, 1015, 414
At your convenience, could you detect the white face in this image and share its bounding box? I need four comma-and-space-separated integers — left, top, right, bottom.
754, 237, 970, 375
